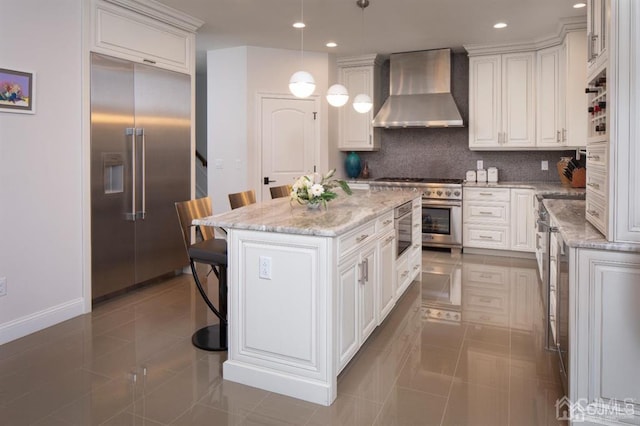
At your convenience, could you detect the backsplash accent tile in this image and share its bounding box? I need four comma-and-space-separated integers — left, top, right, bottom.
356, 52, 580, 183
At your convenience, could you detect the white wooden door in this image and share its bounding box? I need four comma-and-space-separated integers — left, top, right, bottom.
502, 52, 536, 148
339, 66, 375, 150
359, 244, 377, 344
261, 96, 318, 201
510, 189, 536, 252
378, 231, 396, 323
337, 255, 359, 372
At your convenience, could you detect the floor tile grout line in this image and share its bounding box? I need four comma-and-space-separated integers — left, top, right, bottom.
439, 322, 468, 426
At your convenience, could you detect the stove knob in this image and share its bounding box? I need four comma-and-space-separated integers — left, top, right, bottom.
436, 311, 442, 317
424, 190, 431, 196
445, 312, 451, 318
454, 190, 461, 196
445, 190, 452, 196
436, 190, 443, 196
454, 314, 460, 320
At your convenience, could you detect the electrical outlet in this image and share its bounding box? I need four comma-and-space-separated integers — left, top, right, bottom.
541, 160, 549, 171
0, 277, 6, 297
259, 256, 272, 280
476, 160, 483, 170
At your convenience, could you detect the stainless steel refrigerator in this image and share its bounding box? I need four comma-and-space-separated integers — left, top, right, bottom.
91, 53, 190, 300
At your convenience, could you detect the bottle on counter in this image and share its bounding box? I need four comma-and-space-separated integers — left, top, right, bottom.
360, 161, 370, 179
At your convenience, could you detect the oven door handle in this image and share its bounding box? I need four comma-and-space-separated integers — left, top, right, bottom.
421, 199, 462, 207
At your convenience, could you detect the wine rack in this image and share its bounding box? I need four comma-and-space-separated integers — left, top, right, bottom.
586, 69, 607, 141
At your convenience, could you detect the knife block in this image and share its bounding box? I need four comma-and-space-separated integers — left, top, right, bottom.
571, 168, 586, 188
557, 158, 572, 186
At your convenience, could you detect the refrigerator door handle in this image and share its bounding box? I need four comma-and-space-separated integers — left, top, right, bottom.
125, 127, 137, 221
136, 128, 146, 220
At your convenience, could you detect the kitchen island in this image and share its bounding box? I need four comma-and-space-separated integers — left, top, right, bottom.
194, 190, 421, 406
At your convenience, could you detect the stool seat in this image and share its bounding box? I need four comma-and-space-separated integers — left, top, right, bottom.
189, 239, 227, 265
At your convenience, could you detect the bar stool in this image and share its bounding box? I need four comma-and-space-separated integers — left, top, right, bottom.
175, 197, 228, 351
228, 189, 256, 210
270, 185, 292, 199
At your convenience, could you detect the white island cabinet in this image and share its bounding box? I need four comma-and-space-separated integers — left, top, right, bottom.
194, 190, 421, 406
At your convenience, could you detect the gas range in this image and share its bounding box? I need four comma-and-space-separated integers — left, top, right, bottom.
372, 177, 463, 201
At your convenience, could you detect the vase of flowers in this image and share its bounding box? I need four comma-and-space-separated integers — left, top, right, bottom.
290, 169, 352, 209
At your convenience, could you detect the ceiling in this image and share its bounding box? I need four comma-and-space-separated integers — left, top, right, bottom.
154, 0, 587, 71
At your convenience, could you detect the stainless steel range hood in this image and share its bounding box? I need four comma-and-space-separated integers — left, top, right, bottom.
372, 49, 464, 128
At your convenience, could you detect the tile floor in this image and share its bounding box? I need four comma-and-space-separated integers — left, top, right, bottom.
0, 250, 565, 425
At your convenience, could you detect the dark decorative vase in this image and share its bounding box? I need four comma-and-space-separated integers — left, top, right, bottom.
345, 151, 362, 179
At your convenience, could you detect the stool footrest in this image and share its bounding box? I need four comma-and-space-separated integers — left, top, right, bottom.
192, 324, 227, 351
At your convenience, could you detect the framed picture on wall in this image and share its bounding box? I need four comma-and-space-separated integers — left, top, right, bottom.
0, 68, 35, 114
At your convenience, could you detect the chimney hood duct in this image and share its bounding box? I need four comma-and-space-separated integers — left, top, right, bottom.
372, 49, 464, 128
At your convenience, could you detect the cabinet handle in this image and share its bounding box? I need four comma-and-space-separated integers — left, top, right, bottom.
142, 58, 157, 64
502, 132, 507, 143
358, 262, 365, 285
383, 219, 392, 226
385, 236, 394, 244
356, 234, 369, 243
562, 128, 567, 142
414, 224, 420, 228
364, 258, 369, 282
478, 211, 493, 215
479, 273, 494, 279
587, 155, 600, 160
479, 235, 493, 240
479, 297, 493, 303
401, 270, 409, 278
587, 182, 600, 189
587, 209, 600, 218
369, 134, 372, 145
557, 130, 561, 143
413, 243, 420, 249
479, 192, 493, 196
413, 264, 420, 271
590, 34, 599, 61
587, 31, 593, 61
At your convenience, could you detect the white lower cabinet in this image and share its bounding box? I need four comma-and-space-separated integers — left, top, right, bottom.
571, 248, 640, 425
463, 187, 535, 253
377, 230, 396, 324
337, 240, 377, 372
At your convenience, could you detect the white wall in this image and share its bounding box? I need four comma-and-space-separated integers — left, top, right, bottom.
0, 0, 85, 344
206, 46, 332, 212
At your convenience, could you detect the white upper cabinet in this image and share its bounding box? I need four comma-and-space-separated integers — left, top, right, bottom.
469, 52, 535, 150
90, 0, 202, 74
536, 31, 588, 149
587, 0, 610, 77
337, 55, 382, 151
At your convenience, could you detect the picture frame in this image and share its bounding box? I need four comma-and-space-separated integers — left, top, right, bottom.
0, 68, 35, 114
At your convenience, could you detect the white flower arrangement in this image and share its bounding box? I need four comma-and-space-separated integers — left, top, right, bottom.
290, 169, 352, 208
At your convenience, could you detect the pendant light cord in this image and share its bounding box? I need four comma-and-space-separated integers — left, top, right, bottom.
300, 0, 304, 68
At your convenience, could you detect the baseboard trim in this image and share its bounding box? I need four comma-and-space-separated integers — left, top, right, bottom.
462, 247, 536, 259
0, 298, 85, 346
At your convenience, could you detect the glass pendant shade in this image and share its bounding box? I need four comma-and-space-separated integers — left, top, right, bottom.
353, 93, 373, 113
289, 71, 316, 98
326, 84, 349, 107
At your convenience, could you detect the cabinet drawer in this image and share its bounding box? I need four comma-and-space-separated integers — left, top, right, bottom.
464, 202, 509, 224
376, 211, 394, 234
395, 256, 411, 297
586, 142, 607, 170
586, 168, 607, 200
338, 221, 376, 259
585, 192, 607, 236
464, 188, 510, 202
463, 225, 510, 250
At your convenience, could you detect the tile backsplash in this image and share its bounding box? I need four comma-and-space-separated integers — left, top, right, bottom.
355, 52, 580, 183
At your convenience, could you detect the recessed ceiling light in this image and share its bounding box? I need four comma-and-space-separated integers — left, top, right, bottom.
573, 2, 587, 8
493, 22, 508, 29
293, 22, 305, 29
326, 42, 338, 48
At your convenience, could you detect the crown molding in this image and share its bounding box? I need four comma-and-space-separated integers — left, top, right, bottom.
337, 54, 387, 67
102, 0, 204, 32
464, 16, 587, 56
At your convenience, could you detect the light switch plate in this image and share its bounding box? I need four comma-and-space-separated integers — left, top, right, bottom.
541, 160, 549, 171
476, 160, 483, 170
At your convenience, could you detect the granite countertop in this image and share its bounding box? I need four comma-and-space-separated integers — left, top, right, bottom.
464, 181, 586, 197
543, 199, 640, 253
193, 189, 419, 237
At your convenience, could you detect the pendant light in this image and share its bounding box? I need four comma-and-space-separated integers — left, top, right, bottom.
326, 83, 349, 107
289, 0, 315, 98
353, 0, 372, 113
